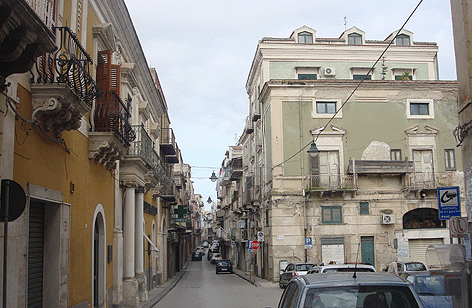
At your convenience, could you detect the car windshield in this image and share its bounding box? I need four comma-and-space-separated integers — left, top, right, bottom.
296, 264, 313, 271
218, 261, 231, 266
405, 263, 426, 271
303, 286, 420, 308
414, 276, 446, 295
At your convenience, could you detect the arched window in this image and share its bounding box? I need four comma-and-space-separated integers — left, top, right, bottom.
298, 31, 313, 44
403, 208, 446, 229
348, 33, 362, 45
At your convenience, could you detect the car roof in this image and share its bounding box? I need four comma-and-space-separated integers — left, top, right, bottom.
300, 273, 410, 287
313, 264, 375, 269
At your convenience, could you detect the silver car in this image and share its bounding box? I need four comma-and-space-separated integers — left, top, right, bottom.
278, 272, 424, 308
279, 263, 314, 289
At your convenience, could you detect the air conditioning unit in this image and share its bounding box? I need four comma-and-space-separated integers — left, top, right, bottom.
324, 67, 336, 76
381, 214, 395, 225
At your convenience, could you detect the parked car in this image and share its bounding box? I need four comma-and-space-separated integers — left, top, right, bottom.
191, 251, 202, 261
384, 261, 427, 275
278, 272, 424, 308
403, 271, 452, 308
216, 259, 233, 274
307, 263, 376, 274
279, 263, 314, 289
210, 253, 223, 264
202, 241, 209, 248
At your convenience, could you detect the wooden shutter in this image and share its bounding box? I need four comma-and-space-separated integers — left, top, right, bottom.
96, 50, 121, 132
28, 201, 45, 308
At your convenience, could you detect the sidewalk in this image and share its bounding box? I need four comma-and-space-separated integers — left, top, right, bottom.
140, 261, 275, 307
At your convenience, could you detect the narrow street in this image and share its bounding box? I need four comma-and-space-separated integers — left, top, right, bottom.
154, 251, 283, 308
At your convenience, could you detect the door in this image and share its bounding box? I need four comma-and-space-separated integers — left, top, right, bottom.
413, 150, 434, 187
28, 201, 45, 308
316, 151, 340, 189
361, 236, 375, 266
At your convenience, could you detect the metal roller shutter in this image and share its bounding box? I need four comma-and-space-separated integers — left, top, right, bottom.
408, 238, 443, 266
28, 201, 45, 308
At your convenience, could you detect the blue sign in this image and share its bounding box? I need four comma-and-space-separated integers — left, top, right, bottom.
305, 237, 313, 249
437, 187, 461, 220
247, 240, 253, 250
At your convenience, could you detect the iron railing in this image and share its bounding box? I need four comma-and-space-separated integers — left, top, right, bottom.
161, 127, 176, 146
32, 26, 98, 107
305, 174, 356, 191
92, 91, 134, 146
407, 172, 456, 190
128, 125, 154, 166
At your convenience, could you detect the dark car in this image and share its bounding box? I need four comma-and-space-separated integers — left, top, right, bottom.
216, 259, 233, 274
279, 263, 314, 289
191, 251, 202, 261
278, 273, 424, 308
403, 271, 452, 308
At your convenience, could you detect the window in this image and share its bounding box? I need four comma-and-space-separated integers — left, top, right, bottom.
396, 34, 410, 46
316, 101, 336, 114
353, 74, 371, 80
298, 74, 317, 80
322, 206, 342, 224
348, 33, 362, 45
407, 99, 434, 119
360, 202, 369, 215
395, 74, 412, 80
391, 149, 402, 161
445, 149, 456, 170
410, 103, 429, 115
403, 208, 446, 229
298, 31, 313, 44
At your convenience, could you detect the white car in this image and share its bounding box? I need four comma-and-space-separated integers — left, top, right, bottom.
307, 264, 377, 274
210, 253, 222, 264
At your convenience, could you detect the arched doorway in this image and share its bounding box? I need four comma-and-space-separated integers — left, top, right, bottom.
92, 208, 106, 308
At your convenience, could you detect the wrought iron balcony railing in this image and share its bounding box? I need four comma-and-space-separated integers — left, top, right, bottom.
32, 26, 98, 107
407, 172, 457, 190
128, 125, 154, 166
305, 174, 356, 191
92, 91, 135, 146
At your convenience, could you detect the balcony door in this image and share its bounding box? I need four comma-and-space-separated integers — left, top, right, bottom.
413, 150, 434, 187
310, 151, 340, 189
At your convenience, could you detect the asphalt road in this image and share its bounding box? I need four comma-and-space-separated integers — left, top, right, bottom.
155, 253, 283, 308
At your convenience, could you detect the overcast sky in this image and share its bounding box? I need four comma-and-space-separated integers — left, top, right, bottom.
123, 0, 456, 210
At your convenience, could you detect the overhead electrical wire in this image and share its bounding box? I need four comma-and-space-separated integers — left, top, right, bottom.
272, 0, 424, 169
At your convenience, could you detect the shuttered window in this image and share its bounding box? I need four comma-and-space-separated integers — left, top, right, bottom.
408, 238, 443, 266
96, 50, 121, 132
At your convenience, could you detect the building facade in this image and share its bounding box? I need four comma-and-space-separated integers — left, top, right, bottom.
217, 25, 465, 282
0, 0, 197, 307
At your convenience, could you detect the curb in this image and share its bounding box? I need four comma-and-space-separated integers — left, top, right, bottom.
142, 261, 189, 308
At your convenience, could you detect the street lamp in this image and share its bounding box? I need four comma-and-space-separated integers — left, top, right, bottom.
207, 196, 212, 204
209, 171, 218, 182
307, 140, 319, 157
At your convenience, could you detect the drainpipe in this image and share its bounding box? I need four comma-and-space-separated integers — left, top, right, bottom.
299, 94, 308, 263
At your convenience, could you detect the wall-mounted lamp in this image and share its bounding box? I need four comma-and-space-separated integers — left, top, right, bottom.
307, 140, 319, 157
209, 171, 218, 182
207, 196, 213, 204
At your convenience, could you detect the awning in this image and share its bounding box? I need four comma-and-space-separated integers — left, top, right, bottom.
143, 233, 159, 252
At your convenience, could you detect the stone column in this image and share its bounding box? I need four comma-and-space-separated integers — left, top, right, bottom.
135, 189, 147, 301
123, 186, 138, 307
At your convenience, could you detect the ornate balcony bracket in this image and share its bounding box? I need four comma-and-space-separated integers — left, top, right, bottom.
89, 132, 127, 170
31, 83, 90, 137
0, 0, 57, 91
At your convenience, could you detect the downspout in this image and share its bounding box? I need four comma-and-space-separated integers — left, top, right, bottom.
299, 94, 307, 263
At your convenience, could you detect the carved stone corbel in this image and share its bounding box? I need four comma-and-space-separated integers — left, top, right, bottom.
31, 83, 90, 137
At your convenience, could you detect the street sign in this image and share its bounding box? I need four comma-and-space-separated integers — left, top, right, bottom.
258, 231, 264, 242
305, 237, 313, 249
237, 220, 246, 228
437, 187, 461, 220
450, 217, 468, 238
251, 240, 260, 250
247, 240, 253, 250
